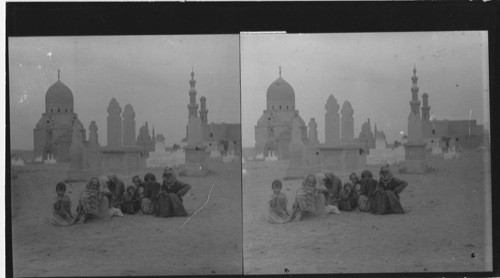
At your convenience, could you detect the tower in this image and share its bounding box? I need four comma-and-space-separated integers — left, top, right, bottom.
199, 96, 208, 124
421, 92, 432, 138
106, 98, 122, 147
410, 65, 421, 118
407, 65, 423, 143
421, 93, 430, 122
187, 68, 199, 119
401, 65, 430, 174
325, 95, 340, 145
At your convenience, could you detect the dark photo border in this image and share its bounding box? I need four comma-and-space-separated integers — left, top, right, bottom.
5, 2, 499, 278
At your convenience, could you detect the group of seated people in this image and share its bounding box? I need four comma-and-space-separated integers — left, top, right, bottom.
268, 164, 408, 223
51, 167, 191, 226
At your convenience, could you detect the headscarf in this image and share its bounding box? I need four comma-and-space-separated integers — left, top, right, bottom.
162, 167, 177, 186
361, 170, 373, 180
80, 176, 104, 204
125, 185, 136, 196
79, 176, 107, 217
321, 172, 342, 201
107, 175, 120, 189
323, 172, 341, 191
349, 173, 360, 183
98, 175, 109, 190
379, 164, 394, 183
297, 174, 317, 196
315, 173, 326, 187
343, 182, 353, 191
83, 177, 101, 196
144, 173, 156, 183
132, 175, 143, 187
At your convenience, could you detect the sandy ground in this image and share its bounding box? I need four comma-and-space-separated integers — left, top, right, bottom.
242, 150, 492, 274
10, 159, 242, 277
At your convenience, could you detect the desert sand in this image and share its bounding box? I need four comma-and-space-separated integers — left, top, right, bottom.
242, 150, 492, 274
10, 159, 242, 277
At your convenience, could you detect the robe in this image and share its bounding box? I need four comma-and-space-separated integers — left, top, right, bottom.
268, 192, 290, 224
75, 189, 110, 223
106, 176, 126, 209
358, 178, 378, 212
142, 181, 188, 217
51, 195, 74, 226
122, 190, 141, 214
291, 186, 327, 220
372, 177, 408, 214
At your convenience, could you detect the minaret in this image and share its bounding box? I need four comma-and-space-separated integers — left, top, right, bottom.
152, 126, 155, 142
187, 68, 199, 119
199, 96, 208, 124
421, 93, 430, 122
407, 65, 423, 143
402, 65, 429, 173
410, 65, 421, 117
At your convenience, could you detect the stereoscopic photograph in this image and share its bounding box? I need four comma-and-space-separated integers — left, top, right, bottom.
8, 35, 242, 276
240, 31, 492, 274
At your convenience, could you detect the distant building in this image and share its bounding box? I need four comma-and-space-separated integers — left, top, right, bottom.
254, 68, 307, 159
418, 73, 487, 150
424, 118, 487, 150
356, 118, 375, 152
184, 70, 241, 154
136, 121, 155, 155
202, 122, 241, 155
33, 71, 86, 162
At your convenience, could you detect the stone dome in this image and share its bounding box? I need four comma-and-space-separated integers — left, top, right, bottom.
45, 79, 74, 113
266, 76, 295, 110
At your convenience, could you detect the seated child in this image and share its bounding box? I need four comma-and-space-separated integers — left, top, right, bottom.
267, 179, 290, 224
338, 182, 357, 212
51, 182, 75, 226
132, 175, 145, 200
349, 172, 362, 197
358, 170, 378, 212
122, 186, 141, 214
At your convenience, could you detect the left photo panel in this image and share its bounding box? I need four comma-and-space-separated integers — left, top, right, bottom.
8, 35, 242, 276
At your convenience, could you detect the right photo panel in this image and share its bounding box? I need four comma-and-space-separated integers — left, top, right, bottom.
241, 32, 492, 275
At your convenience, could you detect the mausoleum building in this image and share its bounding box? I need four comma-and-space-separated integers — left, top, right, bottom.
184, 69, 241, 154
34, 71, 86, 162
255, 68, 307, 159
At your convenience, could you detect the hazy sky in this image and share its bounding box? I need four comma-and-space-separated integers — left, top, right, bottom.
241, 31, 489, 147
9, 35, 240, 150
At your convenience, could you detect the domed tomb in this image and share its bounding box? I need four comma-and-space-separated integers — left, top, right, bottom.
255, 68, 307, 159
45, 72, 74, 114
33, 70, 85, 162
266, 76, 295, 111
